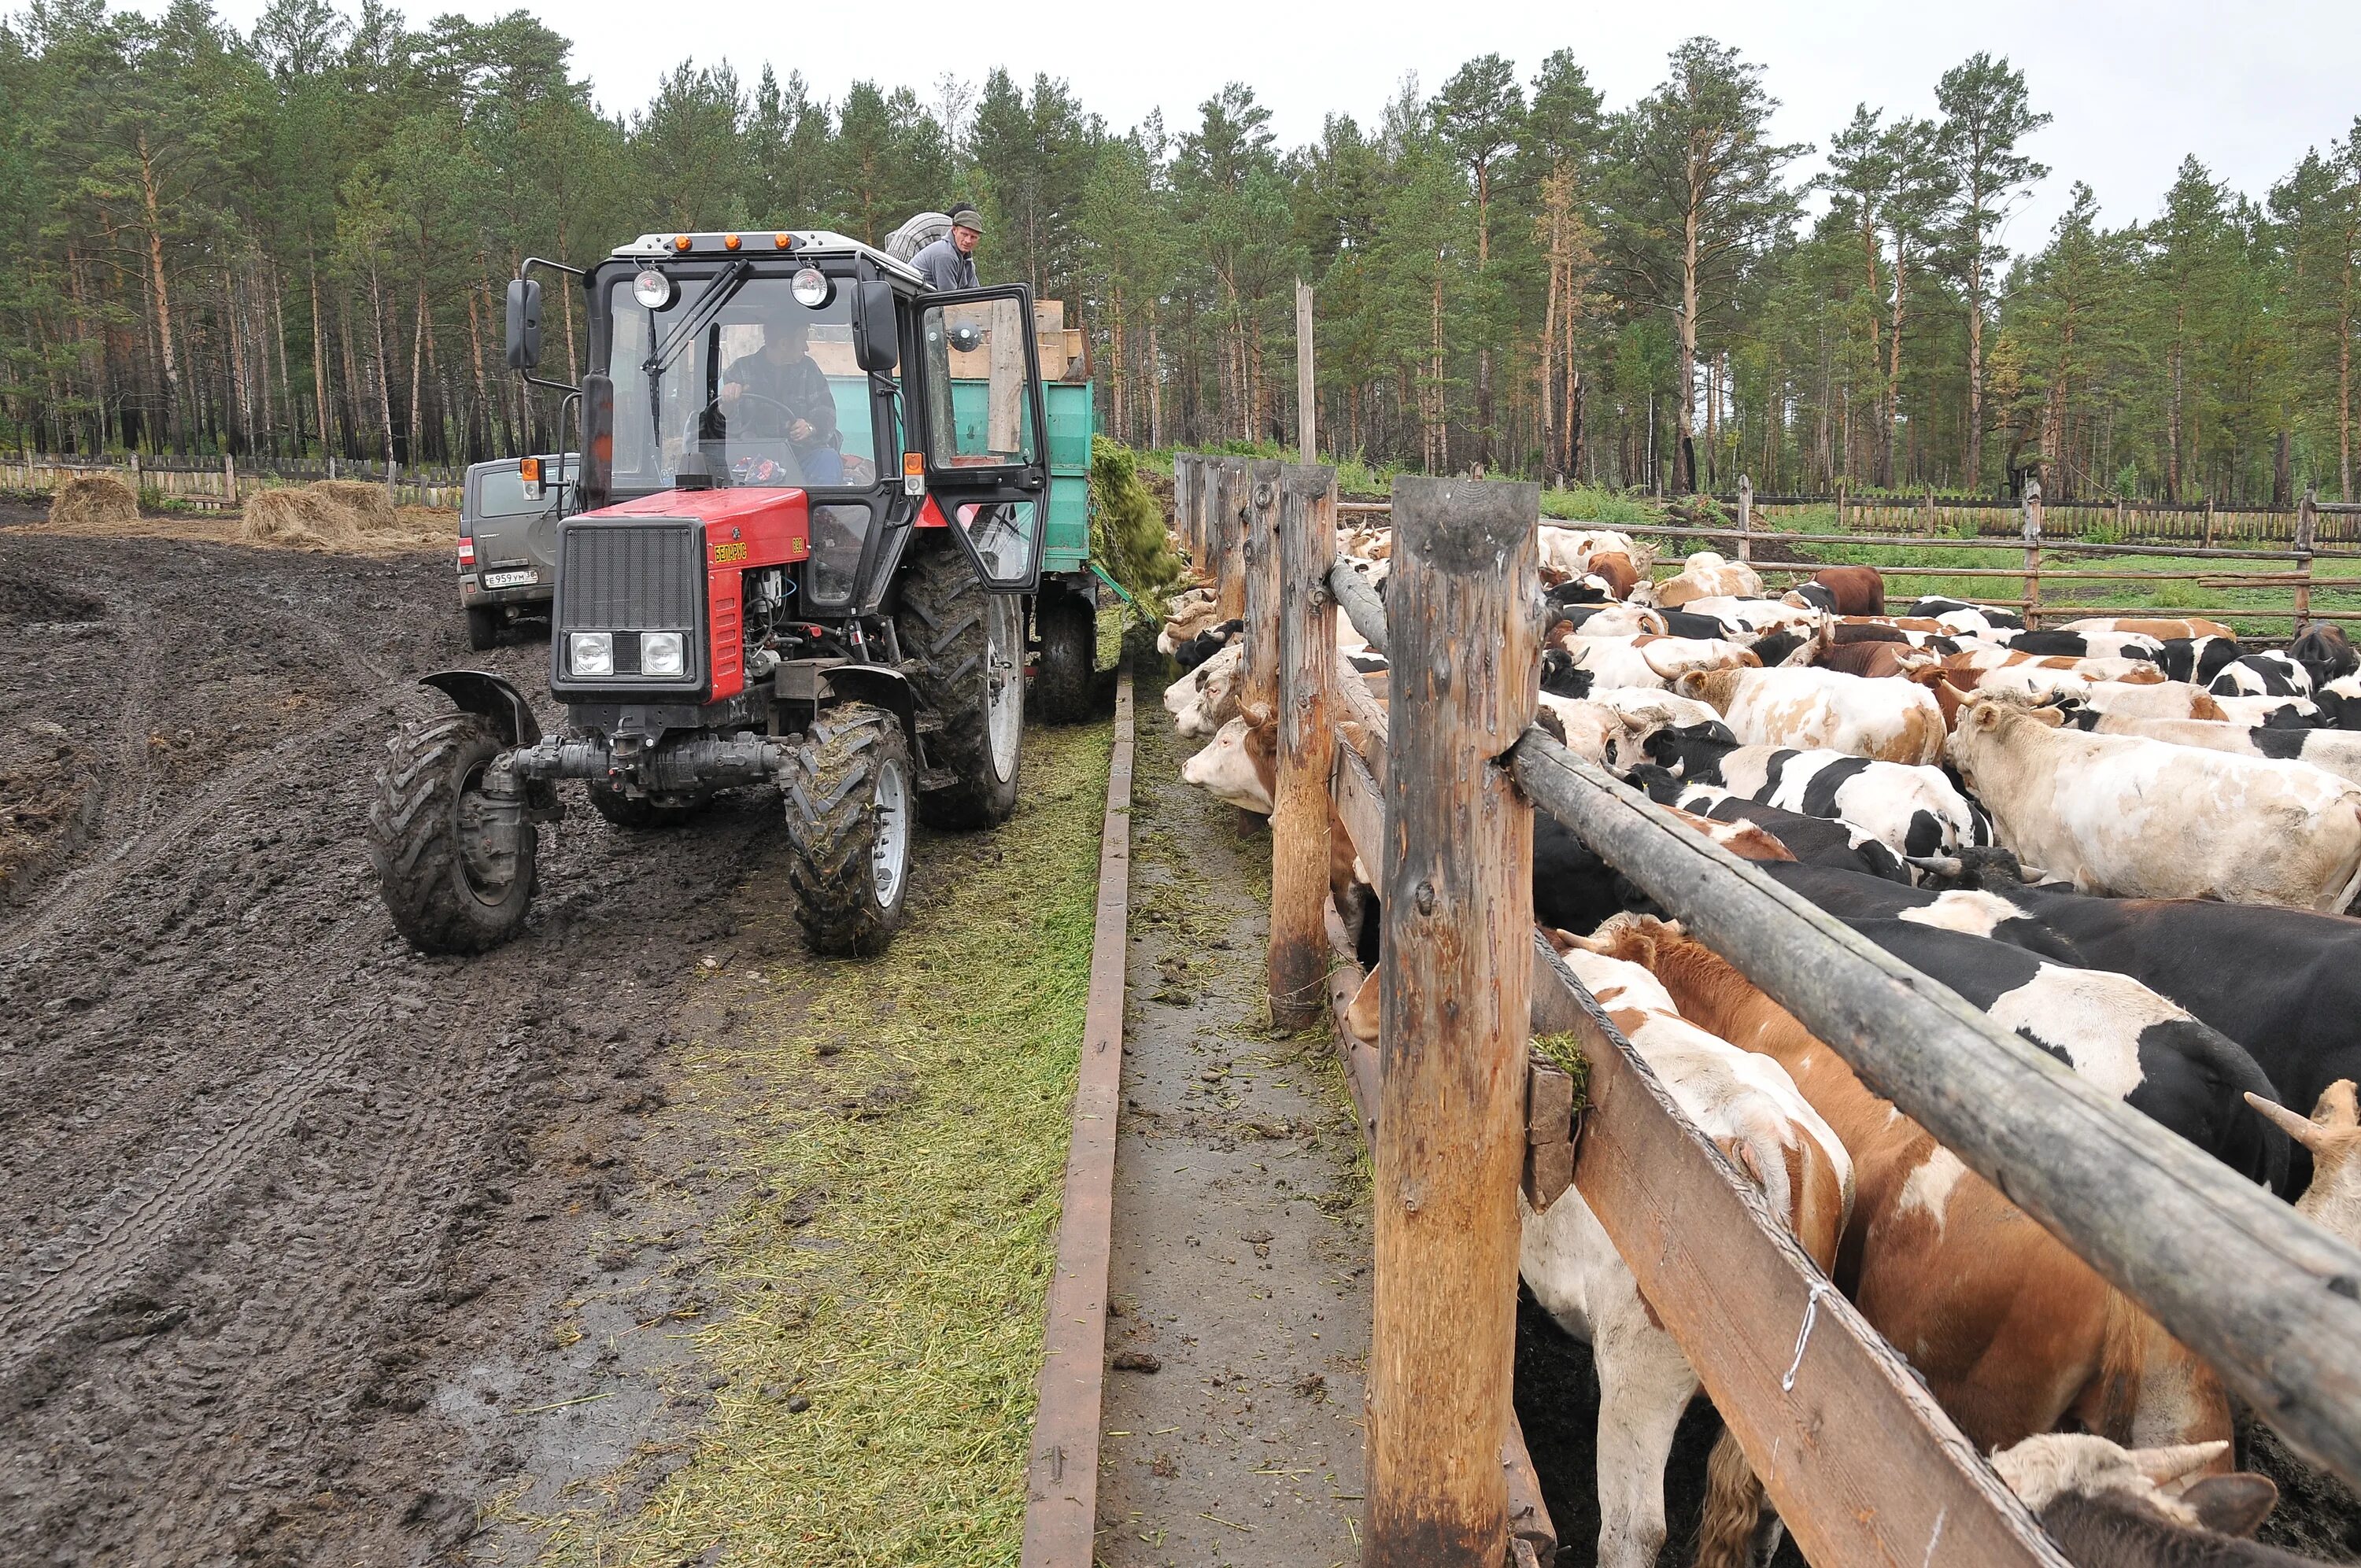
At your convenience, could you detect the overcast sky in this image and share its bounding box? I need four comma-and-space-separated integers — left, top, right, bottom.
149, 0, 2361, 247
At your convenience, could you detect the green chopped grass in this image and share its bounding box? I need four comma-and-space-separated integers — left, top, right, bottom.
537, 723, 1114, 1567
1530, 1032, 1592, 1116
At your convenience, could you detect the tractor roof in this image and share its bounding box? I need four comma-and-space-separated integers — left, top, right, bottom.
611, 231, 924, 284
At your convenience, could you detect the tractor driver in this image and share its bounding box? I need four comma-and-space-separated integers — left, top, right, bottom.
718, 315, 844, 484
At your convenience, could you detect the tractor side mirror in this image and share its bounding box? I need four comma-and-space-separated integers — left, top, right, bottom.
505, 279, 543, 371
852, 280, 898, 374
578, 372, 614, 511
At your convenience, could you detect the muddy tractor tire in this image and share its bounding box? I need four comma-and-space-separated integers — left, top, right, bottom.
781, 702, 914, 957
465, 605, 500, 651
1032, 585, 1099, 725
896, 541, 1022, 828
585, 781, 710, 828
367, 711, 538, 954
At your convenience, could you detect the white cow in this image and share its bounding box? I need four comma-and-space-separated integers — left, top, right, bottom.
1179, 716, 1272, 814
1163, 641, 1243, 738
1521, 939, 1850, 1568
1651, 551, 1763, 608
1676, 665, 1947, 765
1948, 699, 2361, 910
2065, 710, 2361, 788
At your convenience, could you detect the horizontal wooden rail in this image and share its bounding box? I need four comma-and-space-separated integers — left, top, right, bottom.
1508, 731, 2361, 1489
1327, 559, 1391, 655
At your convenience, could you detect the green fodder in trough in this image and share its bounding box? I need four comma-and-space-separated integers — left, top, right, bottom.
541, 723, 1114, 1567
1088, 436, 1186, 611
46, 473, 140, 530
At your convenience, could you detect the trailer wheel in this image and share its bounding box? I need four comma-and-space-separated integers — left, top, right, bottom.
1033, 586, 1099, 725
781, 702, 913, 957
465, 605, 500, 651
896, 541, 1022, 828
586, 782, 710, 828
367, 711, 537, 954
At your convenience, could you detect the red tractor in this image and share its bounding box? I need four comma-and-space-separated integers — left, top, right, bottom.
368, 231, 1051, 957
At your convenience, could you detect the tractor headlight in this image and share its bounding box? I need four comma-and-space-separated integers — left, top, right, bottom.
641, 631, 686, 677
791, 267, 832, 308
569, 631, 614, 677
634, 268, 677, 310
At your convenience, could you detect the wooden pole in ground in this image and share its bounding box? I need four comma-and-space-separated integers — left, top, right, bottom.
1171, 453, 1197, 571
1296, 282, 1317, 466
2204, 493, 2217, 549
1214, 457, 1249, 622
1369, 474, 1539, 1568
2023, 479, 2045, 629
2297, 485, 2319, 631
1925, 482, 1936, 536
1735, 473, 1752, 563
1240, 459, 1284, 727
1269, 463, 1337, 1031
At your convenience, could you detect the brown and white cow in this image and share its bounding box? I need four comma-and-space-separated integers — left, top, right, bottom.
1946, 698, 2361, 910
2065, 614, 2238, 643
1676, 665, 1947, 765
1651, 550, 1764, 607
1782, 564, 1886, 616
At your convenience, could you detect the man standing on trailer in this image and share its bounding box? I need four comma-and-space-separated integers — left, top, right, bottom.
912, 205, 983, 292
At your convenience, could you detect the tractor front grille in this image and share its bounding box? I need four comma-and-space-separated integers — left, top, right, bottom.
552, 518, 705, 693
556, 519, 701, 630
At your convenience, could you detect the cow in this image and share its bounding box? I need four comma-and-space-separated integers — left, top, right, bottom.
2209, 651, 2315, 699
1537, 688, 1726, 769
1653, 551, 1764, 607
1166, 617, 1243, 671
1520, 939, 1850, 1568
2290, 622, 2359, 685
1946, 697, 2361, 910
1163, 640, 1244, 737
1641, 727, 1993, 867
1940, 644, 2167, 684
2208, 692, 2322, 727
2065, 614, 2239, 642
1816, 638, 1937, 680
2317, 673, 2361, 730
1556, 634, 1759, 692
2064, 707, 2361, 788
1993, 627, 2168, 661
1627, 765, 1915, 882
1539, 526, 1650, 585
1179, 715, 1274, 813
1671, 595, 1823, 638
1155, 587, 1222, 655
2148, 636, 2246, 687
1782, 565, 1886, 616
1909, 595, 2027, 633
1676, 665, 1948, 765
1986, 1434, 2299, 1568
1546, 602, 1735, 642
1766, 858, 2361, 1199
2076, 678, 2232, 721
2246, 1081, 2361, 1241
1578, 917, 2230, 1473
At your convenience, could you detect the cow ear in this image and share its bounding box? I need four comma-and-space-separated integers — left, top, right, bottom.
2316, 1079, 2360, 1131
2180, 1473, 2278, 1537
2026, 706, 2066, 729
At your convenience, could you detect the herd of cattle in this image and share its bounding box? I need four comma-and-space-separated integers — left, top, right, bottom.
1153, 518, 2361, 1567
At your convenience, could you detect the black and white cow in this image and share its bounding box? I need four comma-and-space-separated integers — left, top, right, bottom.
1642, 724, 1993, 869
1996, 628, 2167, 661
2147, 636, 2245, 688
1911, 596, 2027, 633
2209, 651, 2315, 699
1626, 764, 1913, 883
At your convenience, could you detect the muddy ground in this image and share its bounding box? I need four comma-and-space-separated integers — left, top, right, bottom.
0, 509, 768, 1566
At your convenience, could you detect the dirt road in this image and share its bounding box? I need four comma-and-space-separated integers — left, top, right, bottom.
0, 518, 763, 1564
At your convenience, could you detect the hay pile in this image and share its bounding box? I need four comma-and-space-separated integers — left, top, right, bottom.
240, 481, 451, 552
49, 474, 140, 531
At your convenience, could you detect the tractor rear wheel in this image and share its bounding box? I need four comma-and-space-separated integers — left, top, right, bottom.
896, 542, 1022, 828
1032, 585, 1099, 725
586, 781, 710, 828
781, 702, 914, 957
367, 712, 537, 954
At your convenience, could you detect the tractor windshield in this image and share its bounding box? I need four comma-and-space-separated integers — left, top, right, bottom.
605, 274, 889, 493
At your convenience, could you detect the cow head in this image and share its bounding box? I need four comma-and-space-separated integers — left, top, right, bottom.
1539, 647, 1595, 699
1672, 667, 1743, 712
1749, 628, 1809, 668
2245, 1081, 2361, 1244
2291, 623, 2359, 684
1181, 716, 1275, 814
1641, 720, 1739, 782
1990, 1434, 2274, 1540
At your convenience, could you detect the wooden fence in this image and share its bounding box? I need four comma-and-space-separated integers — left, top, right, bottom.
0, 452, 464, 511
1343, 474, 2361, 631
1698, 484, 2361, 548
1172, 450, 2361, 1567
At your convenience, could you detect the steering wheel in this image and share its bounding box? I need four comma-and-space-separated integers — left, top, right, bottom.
710, 389, 804, 439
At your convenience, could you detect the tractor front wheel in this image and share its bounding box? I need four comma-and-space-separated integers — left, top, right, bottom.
367, 712, 538, 954
897, 542, 1022, 828
781, 703, 914, 957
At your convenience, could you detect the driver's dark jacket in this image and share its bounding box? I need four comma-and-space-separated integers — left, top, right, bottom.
720, 349, 838, 449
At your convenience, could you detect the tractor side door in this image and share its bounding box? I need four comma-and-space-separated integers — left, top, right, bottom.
914, 285, 1051, 594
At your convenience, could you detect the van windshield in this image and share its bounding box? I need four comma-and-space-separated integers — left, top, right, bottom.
605, 275, 888, 492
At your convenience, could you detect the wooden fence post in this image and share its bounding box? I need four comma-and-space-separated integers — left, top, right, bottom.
1735, 474, 1753, 563
1924, 482, 1936, 536
1269, 463, 1338, 1031
224, 452, 238, 506
1188, 453, 1211, 567
1834, 477, 1847, 534
1214, 457, 1250, 622
1297, 281, 1317, 465
2023, 480, 2045, 629
2204, 493, 2216, 549
1240, 459, 1284, 727
2296, 485, 2319, 632
1170, 453, 1195, 569
1370, 474, 1539, 1568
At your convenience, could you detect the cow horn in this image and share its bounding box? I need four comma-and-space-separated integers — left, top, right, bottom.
2127, 1440, 2230, 1486
1904, 854, 1964, 877
2017, 863, 2049, 884
2244, 1091, 2334, 1154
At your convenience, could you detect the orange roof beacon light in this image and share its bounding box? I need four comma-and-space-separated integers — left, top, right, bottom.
723, 233, 741, 251
774, 232, 793, 249
672, 234, 692, 252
